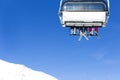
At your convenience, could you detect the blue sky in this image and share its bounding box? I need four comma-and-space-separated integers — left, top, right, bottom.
0, 0, 120, 80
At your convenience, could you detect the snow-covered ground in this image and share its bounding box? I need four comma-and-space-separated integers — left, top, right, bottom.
0, 59, 58, 80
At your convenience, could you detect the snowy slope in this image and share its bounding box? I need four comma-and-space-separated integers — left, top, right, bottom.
0, 59, 58, 80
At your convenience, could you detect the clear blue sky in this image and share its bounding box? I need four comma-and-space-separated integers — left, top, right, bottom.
0, 0, 120, 80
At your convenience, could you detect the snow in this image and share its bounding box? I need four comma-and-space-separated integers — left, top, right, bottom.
0, 59, 58, 80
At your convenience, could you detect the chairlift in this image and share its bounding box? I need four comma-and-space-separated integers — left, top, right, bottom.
58, 0, 110, 40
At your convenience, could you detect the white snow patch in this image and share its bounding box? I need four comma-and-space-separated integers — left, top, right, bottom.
0, 59, 58, 80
